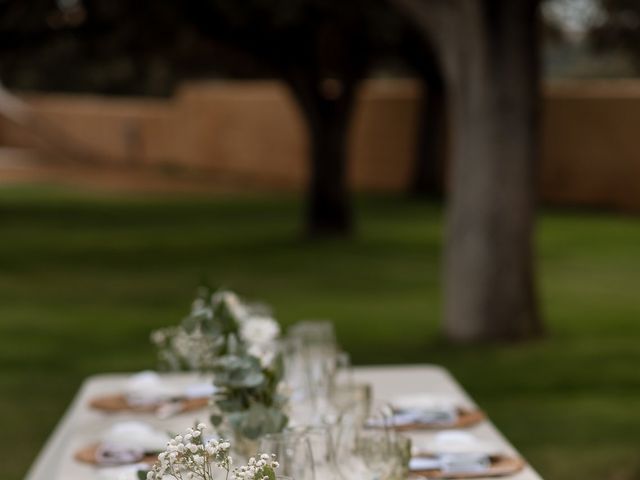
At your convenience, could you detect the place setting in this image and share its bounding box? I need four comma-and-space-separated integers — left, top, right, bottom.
88, 371, 215, 419
73, 420, 170, 467
366, 393, 485, 431
408, 431, 526, 479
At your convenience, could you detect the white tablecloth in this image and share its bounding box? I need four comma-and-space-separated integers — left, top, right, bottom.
25, 365, 543, 480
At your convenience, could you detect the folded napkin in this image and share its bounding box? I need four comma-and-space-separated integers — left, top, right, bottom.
410, 431, 501, 475
418, 430, 501, 456
368, 394, 460, 428
410, 453, 491, 475
409, 457, 442, 471
184, 382, 216, 399
101, 421, 170, 453
367, 409, 457, 428
124, 371, 178, 406
440, 452, 491, 474
392, 393, 461, 412
125, 371, 216, 406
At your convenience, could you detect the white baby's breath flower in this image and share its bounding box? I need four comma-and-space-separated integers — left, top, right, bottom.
150, 329, 166, 345
231, 453, 279, 480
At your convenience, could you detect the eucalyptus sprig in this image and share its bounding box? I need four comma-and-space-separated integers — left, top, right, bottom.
210, 352, 288, 440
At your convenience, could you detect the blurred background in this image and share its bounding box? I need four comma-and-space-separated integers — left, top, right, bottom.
1, 0, 640, 479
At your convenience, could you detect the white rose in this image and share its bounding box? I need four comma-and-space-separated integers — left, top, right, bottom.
240, 316, 280, 345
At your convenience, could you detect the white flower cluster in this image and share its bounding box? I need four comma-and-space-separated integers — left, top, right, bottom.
215, 291, 281, 367
151, 326, 217, 371
231, 453, 280, 480
146, 425, 279, 480
146, 424, 231, 480
241, 317, 280, 345
242, 316, 281, 367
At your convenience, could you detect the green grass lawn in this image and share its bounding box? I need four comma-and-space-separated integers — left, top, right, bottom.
1, 184, 640, 480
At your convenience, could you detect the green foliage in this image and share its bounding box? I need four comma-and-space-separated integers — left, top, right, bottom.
213, 355, 265, 389
137, 469, 150, 480
211, 352, 288, 440
183, 287, 241, 341
0, 0, 411, 95
589, 0, 640, 71
257, 464, 277, 480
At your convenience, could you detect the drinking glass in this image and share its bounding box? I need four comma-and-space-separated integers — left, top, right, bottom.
259, 431, 315, 480
288, 426, 345, 480
329, 382, 372, 424
287, 321, 340, 424
353, 429, 406, 480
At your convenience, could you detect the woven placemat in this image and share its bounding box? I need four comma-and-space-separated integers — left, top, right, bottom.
89, 394, 208, 414
410, 455, 526, 479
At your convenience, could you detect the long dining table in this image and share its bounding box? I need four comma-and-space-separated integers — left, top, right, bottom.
25, 364, 543, 480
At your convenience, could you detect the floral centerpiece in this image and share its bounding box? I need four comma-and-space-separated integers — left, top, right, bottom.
142, 423, 279, 480
151, 288, 280, 371
151, 288, 288, 456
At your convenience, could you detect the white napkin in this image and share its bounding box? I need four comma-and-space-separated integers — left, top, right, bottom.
410, 431, 499, 475
101, 421, 170, 452
440, 452, 491, 474
184, 382, 216, 399
124, 371, 216, 406
372, 394, 460, 427
420, 431, 501, 455
409, 457, 442, 471
410, 452, 491, 474
124, 371, 177, 406
392, 393, 461, 412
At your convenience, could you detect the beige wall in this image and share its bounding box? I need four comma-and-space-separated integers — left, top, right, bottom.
1, 95, 177, 164
541, 81, 640, 210
175, 82, 307, 186
2, 79, 640, 209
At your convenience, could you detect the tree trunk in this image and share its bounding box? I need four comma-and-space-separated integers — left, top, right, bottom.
390, 0, 543, 342
402, 27, 448, 198
443, 0, 542, 342
411, 77, 447, 198
307, 94, 354, 235
286, 72, 356, 237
